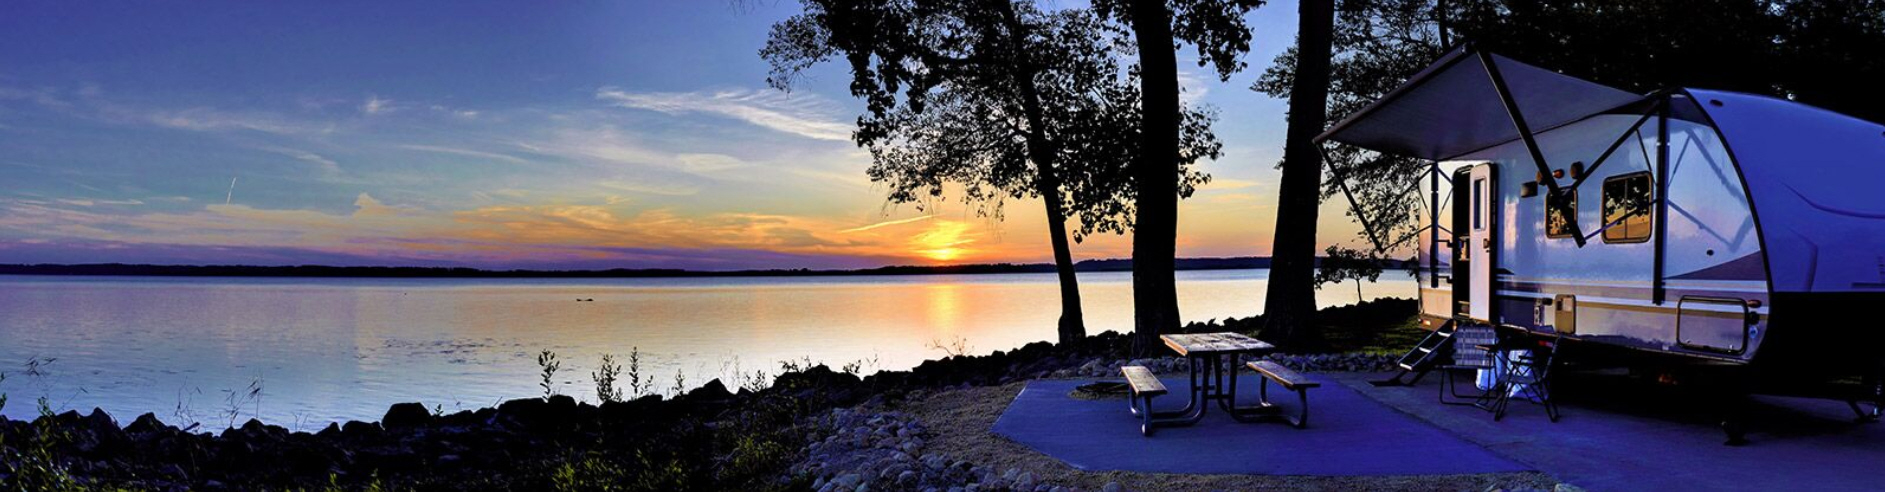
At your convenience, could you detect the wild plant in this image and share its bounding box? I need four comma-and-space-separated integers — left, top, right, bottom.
778, 356, 814, 373
668, 370, 687, 398
841, 353, 882, 376
22, 355, 55, 377
0, 397, 83, 490
593, 353, 623, 403
927, 335, 973, 357
222, 377, 264, 429
1, 372, 8, 414
538, 349, 562, 400
739, 369, 770, 393
627, 347, 650, 398
173, 386, 203, 433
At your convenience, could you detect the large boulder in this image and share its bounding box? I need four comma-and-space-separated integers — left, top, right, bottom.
126, 412, 167, 434
685, 379, 734, 402
381, 402, 433, 430
340, 420, 381, 438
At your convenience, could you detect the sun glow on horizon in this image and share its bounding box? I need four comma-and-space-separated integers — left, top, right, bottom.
912, 220, 975, 262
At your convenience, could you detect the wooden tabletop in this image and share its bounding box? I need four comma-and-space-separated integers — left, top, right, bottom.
1161, 332, 1275, 357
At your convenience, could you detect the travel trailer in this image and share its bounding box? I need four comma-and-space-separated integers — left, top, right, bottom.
1322, 45, 1885, 426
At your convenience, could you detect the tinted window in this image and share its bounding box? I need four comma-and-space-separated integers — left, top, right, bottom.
1545, 190, 1577, 239
1603, 173, 1654, 243
1473, 179, 1484, 230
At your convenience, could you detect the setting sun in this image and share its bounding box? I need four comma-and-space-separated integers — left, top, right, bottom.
912, 220, 976, 262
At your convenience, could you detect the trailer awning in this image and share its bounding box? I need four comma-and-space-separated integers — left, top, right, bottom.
1315, 46, 1643, 161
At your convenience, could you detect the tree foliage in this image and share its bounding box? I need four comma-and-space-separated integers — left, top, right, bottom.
1090, 0, 1269, 82
1314, 244, 1386, 302
763, 0, 1219, 240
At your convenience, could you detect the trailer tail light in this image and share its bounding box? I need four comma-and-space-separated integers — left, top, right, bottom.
1746, 299, 1763, 309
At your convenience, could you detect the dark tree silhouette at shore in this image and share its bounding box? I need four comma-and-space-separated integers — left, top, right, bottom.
1314, 244, 1385, 303
1092, 0, 1262, 354
1255, 0, 1335, 349
762, 0, 1219, 344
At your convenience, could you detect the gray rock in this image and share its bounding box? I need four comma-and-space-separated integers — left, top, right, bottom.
1103, 481, 1125, 492
1013, 471, 1036, 489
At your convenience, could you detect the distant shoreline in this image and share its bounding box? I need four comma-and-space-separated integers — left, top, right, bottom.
0, 257, 1277, 279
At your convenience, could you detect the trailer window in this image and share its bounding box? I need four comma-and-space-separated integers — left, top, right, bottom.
1545, 191, 1577, 239
1603, 172, 1654, 243
1472, 179, 1484, 231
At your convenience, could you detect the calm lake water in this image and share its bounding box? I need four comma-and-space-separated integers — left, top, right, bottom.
0, 270, 1414, 427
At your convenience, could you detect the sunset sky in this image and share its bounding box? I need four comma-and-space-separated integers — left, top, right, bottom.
0, 0, 1368, 270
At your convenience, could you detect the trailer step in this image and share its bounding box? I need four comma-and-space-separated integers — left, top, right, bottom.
1372, 320, 1459, 387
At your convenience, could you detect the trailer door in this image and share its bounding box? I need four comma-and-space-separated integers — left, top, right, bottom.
1468, 164, 1497, 322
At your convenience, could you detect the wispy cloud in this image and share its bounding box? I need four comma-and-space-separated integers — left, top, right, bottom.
57, 198, 144, 207
135, 106, 321, 135
362, 95, 393, 115
840, 214, 933, 233
396, 144, 531, 164
0, 85, 69, 108
598, 179, 700, 197
263, 147, 344, 178
427, 104, 480, 119
595, 87, 854, 141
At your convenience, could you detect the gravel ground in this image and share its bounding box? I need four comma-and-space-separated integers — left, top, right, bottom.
1050, 353, 1404, 380
895, 383, 1564, 491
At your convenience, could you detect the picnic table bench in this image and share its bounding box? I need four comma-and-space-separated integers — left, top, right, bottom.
1122, 365, 1168, 435
1247, 360, 1320, 428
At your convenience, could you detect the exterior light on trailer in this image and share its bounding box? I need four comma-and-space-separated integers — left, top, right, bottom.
1747, 299, 1763, 309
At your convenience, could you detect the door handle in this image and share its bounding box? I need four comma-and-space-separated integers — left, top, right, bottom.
1481, 238, 1491, 251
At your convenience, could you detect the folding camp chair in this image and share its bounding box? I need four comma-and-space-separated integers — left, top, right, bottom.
1487, 334, 1563, 422
1439, 323, 1499, 406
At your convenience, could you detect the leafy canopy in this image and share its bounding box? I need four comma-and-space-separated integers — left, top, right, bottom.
764, 0, 1220, 240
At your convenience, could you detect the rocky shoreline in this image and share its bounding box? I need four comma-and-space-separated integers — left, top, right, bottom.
2, 299, 1463, 491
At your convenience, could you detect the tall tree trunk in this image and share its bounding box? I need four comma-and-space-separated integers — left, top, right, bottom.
1260, 0, 1336, 350
994, 0, 1086, 345
1037, 169, 1087, 344
1125, 0, 1183, 356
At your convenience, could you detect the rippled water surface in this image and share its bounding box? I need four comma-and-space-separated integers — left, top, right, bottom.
0, 270, 1414, 426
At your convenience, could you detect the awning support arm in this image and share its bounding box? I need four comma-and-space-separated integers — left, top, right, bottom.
1428, 161, 1441, 288
1478, 50, 1586, 247
1653, 97, 1671, 304
1566, 98, 1666, 192
1322, 145, 1390, 256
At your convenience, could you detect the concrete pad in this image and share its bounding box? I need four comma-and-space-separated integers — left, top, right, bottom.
991, 375, 1530, 476
1347, 372, 1885, 491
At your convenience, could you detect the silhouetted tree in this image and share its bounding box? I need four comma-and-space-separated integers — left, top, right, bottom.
1776, 0, 1885, 123
1252, 0, 1335, 349
763, 0, 1219, 345
1091, 0, 1263, 354
1314, 244, 1385, 303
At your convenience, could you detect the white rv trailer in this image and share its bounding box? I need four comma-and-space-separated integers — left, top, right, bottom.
1319, 46, 1885, 392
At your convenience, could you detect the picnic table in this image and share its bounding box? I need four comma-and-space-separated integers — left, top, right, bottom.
1134, 332, 1280, 428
